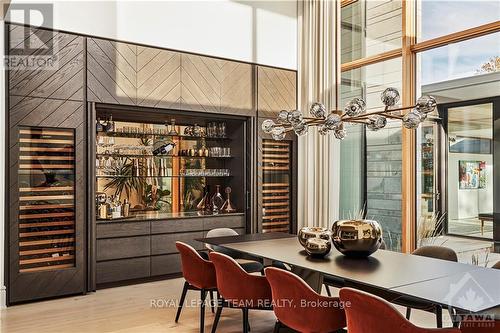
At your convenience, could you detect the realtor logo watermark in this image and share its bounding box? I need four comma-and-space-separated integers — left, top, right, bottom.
4, 4, 59, 70
443, 272, 496, 327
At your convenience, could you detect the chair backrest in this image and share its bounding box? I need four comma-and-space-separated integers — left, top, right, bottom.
175, 241, 216, 290
265, 267, 346, 333
491, 261, 500, 270
339, 288, 460, 333
209, 251, 271, 307
413, 245, 458, 262
205, 228, 238, 252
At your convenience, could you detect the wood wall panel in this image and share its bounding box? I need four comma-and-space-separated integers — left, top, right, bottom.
221, 62, 255, 116
87, 38, 137, 105
257, 66, 297, 118
8, 26, 84, 101
180, 54, 222, 113
136, 47, 181, 109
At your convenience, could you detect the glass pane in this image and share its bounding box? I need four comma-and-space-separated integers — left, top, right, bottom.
417, 0, 500, 41
447, 103, 493, 239
419, 33, 500, 91
261, 139, 292, 233
340, 57, 403, 251
341, 0, 402, 63
18, 127, 76, 273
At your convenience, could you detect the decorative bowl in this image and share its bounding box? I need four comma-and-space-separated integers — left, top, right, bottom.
298, 227, 332, 258
331, 219, 382, 257
304, 237, 332, 257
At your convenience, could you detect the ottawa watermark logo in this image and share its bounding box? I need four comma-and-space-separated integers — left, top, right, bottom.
4, 4, 59, 71
442, 272, 496, 327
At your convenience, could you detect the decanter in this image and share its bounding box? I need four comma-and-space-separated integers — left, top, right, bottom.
211, 185, 225, 214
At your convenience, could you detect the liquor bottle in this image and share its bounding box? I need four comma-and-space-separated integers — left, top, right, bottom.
96, 118, 104, 132
196, 185, 212, 213
123, 199, 130, 217
211, 185, 225, 214
106, 115, 115, 132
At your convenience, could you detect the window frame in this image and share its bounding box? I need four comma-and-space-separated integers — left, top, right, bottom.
339, 0, 500, 252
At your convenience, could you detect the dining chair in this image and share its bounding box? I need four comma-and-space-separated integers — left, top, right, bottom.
339, 288, 460, 333
491, 260, 500, 269
175, 242, 218, 333
265, 267, 346, 333
209, 251, 273, 333
205, 228, 264, 274
398, 245, 458, 327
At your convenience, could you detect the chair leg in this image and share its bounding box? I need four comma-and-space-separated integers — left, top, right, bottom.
209, 290, 215, 314
200, 289, 208, 333
325, 284, 332, 297
435, 305, 443, 328
273, 321, 281, 333
211, 303, 223, 333
242, 308, 249, 333
175, 281, 189, 323
405, 307, 411, 320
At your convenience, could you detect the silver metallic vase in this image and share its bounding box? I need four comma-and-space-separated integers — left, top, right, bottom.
331, 220, 382, 257
298, 227, 332, 257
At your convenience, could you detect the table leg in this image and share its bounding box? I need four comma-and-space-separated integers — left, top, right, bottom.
291, 266, 324, 293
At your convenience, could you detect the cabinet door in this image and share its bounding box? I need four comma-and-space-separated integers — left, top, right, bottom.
180, 54, 222, 113
137, 47, 181, 109
8, 97, 86, 303
87, 38, 137, 105
221, 61, 255, 116
257, 66, 297, 118
8, 25, 84, 101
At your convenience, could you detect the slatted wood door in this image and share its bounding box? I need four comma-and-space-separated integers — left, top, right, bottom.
260, 139, 293, 233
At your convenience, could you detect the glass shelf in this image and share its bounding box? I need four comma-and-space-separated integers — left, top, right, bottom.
96, 153, 233, 159
97, 131, 230, 141
96, 175, 233, 178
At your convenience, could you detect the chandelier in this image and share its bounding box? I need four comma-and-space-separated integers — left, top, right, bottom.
261, 88, 437, 140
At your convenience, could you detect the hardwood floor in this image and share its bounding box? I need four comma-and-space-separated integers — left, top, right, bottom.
1, 277, 446, 333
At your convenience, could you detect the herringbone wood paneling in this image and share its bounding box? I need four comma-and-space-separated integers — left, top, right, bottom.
137, 47, 181, 109
87, 38, 137, 105
221, 62, 255, 116
257, 66, 296, 118
180, 54, 223, 113
9, 25, 84, 101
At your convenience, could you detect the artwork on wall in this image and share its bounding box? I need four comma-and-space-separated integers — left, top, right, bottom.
459, 160, 487, 189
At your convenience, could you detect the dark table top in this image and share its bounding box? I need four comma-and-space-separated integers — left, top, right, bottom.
392, 267, 500, 313
197, 233, 500, 313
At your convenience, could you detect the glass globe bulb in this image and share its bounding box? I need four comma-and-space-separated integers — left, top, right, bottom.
324, 113, 342, 130
344, 98, 366, 117
277, 110, 290, 124
310, 102, 326, 118
402, 112, 421, 129
381, 87, 400, 107
318, 125, 329, 135
416, 95, 437, 113
288, 110, 303, 125
334, 129, 347, 140
262, 119, 275, 134
271, 126, 286, 140
294, 122, 308, 136
366, 115, 387, 131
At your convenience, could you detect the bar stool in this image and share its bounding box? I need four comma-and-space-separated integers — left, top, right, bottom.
175, 241, 217, 333
209, 252, 273, 333
339, 288, 460, 333
265, 267, 346, 333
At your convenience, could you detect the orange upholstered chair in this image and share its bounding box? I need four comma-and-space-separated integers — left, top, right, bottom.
265, 267, 346, 333
209, 251, 273, 333
175, 241, 217, 333
339, 288, 460, 333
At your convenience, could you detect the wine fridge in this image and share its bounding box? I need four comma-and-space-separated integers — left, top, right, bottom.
9, 126, 86, 303
257, 121, 297, 234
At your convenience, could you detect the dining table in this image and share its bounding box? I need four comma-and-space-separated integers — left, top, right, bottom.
196, 232, 500, 321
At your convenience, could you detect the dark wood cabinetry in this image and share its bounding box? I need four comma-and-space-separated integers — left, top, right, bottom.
95, 214, 245, 285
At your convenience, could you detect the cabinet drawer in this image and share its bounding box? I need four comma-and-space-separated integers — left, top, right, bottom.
203, 215, 246, 231
151, 232, 204, 255
96, 221, 150, 239
97, 257, 150, 284
151, 218, 204, 234
97, 236, 150, 261
151, 254, 181, 276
